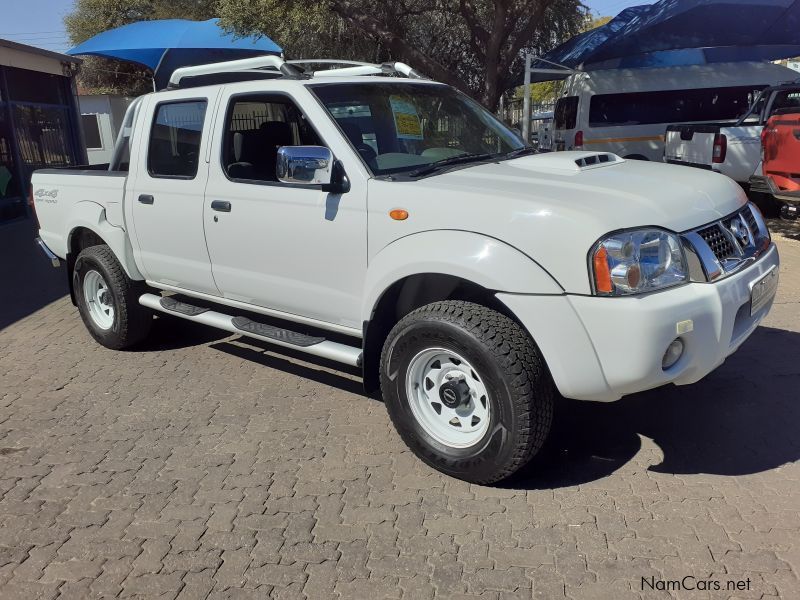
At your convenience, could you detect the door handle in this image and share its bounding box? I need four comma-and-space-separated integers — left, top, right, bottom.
138, 194, 154, 205
211, 200, 232, 213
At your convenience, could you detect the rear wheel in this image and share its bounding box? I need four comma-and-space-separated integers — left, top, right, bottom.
380, 301, 555, 484
74, 245, 152, 349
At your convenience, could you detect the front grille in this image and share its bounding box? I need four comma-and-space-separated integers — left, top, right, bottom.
742, 205, 758, 233
697, 224, 736, 261
684, 203, 770, 282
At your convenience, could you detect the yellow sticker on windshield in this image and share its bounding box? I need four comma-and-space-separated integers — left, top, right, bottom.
389, 96, 423, 140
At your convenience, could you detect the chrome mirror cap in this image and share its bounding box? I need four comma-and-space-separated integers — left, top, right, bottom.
276, 146, 333, 186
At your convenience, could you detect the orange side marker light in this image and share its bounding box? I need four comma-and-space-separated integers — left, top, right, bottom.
389, 209, 409, 221
593, 246, 613, 294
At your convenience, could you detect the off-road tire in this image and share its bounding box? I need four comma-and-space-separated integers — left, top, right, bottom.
73, 244, 152, 349
380, 300, 554, 484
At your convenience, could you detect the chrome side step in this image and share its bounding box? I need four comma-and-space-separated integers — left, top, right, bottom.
139, 293, 362, 367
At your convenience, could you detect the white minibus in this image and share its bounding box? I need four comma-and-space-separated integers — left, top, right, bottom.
552, 62, 797, 161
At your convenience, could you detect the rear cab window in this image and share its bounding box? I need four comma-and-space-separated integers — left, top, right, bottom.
147, 100, 208, 179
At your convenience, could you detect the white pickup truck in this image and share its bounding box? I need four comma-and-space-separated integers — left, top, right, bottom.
32, 57, 780, 483
664, 82, 800, 185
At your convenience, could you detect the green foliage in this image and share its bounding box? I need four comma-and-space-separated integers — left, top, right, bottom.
218, 0, 587, 109
65, 0, 587, 107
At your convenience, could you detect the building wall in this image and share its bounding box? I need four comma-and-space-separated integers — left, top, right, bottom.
78, 95, 135, 165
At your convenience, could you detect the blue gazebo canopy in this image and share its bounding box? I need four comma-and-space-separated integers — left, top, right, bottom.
68, 18, 282, 89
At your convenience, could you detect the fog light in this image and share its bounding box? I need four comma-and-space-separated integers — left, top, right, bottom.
662, 338, 684, 370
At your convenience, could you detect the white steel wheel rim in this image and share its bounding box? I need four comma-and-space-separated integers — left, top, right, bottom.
83, 270, 115, 330
405, 348, 491, 449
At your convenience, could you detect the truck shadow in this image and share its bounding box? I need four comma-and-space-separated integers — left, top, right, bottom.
0, 219, 69, 331
145, 311, 800, 489
509, 326, 800, 489
208, 337, 365, 396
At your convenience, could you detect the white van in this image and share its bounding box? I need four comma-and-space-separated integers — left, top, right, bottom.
552, 62, 797, 161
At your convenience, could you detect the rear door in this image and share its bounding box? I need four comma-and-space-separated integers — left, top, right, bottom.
129, 90, 221, 295
664, 125, 717, 166
553, 95, 578, 151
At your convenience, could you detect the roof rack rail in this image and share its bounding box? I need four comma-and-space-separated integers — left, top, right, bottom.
168, 55, 428, 88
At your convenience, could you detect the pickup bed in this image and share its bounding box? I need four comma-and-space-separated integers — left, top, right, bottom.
31, 56, 780, 484
665, 82, 800, 185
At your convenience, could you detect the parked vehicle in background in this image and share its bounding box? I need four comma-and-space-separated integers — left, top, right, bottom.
554, 62, 794, 161
749, 110, 800, 220
31, 56, 780, 484
531, 110, 553, 152
665, 81, 800, 186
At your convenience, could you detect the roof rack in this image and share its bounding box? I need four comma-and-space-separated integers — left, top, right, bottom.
168, 55, 428, 88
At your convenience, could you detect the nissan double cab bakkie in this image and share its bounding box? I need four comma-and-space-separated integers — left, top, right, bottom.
32, 57, 780, 484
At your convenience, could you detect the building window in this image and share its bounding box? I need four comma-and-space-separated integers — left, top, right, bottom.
4, 66, 68, 105
81, 114, 103, 149
12, 105, 76, 170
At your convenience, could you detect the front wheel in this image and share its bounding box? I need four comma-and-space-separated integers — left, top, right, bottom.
380, 301, 555, 484
74, 245, 152, 349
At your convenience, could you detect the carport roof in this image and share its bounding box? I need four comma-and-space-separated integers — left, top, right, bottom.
532, 0, 800, 80
0, 38, 81, 64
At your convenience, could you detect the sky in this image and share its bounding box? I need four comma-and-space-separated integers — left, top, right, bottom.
0, 0, 653, 55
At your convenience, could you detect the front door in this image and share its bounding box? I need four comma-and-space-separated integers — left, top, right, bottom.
203, 91, 366, 329
130, 92, 220, 295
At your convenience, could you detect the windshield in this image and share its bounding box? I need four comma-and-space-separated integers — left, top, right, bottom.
311, 82, 524, 177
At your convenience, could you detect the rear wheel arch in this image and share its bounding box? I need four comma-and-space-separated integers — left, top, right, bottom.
65, 217, 144, 303
66, 227, 108, 304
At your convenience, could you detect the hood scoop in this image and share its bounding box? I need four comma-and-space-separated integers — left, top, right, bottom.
573, 152, 621, 169
512, 151, 624, 172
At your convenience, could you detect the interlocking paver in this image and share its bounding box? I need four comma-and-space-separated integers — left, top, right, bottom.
1, 226, 799, 598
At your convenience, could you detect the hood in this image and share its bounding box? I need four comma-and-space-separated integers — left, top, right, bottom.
368, 152, 747, 294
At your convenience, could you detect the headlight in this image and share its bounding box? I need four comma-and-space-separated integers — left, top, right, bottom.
590, 228, 688, 295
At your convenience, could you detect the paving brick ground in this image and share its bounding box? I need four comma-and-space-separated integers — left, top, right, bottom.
0, 220, 799, 599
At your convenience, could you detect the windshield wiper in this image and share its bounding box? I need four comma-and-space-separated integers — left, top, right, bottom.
408, 152, 494, 178
499, 146, 537, 160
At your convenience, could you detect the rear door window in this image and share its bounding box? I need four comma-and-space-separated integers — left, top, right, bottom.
147, 100, 207, 179
554, 96, 578, 130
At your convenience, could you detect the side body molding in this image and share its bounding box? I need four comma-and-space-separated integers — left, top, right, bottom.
66, 201, 144, 280
362, 230, 563, 322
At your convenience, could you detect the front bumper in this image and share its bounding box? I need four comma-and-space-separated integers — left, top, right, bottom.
498, 243, 780, 402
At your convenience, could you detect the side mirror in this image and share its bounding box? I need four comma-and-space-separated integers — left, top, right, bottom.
276, 145, 350, 193
276, 146, 333, 186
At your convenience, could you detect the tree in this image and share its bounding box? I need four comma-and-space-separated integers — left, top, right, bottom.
219, 0, 587, 109
65, 0, 219, 94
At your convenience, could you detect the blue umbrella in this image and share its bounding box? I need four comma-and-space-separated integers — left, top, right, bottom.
68, 18, 282, 89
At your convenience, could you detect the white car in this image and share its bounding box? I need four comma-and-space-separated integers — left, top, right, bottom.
31, 56, 780, 484
552, 61, 793, 161
665, 82, 800, 185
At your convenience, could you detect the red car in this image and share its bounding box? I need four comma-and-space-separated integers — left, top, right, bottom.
756, 110, 800, 220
